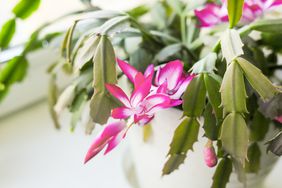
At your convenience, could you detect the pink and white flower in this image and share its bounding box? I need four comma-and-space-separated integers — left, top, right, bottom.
117, 59, 193, 105
154, 60, 194, 102
243, 0, 282, 22
117, 58, 154, 89
194, 3, 228, 27
84, 59, 193, 163
195, 0, 282, 27
84, 121, 126, 164
106, 80, 173, 126
107, 59, 193, 126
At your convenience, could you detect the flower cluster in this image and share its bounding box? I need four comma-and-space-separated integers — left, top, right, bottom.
195, 0, 282, 27
84, 59, 194, 164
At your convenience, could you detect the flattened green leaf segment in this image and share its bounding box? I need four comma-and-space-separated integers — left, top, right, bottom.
237, 57, 280, 101
220, 112, 249, 165
162, 117, 199, 175
13, 0, 41, 19
89, 35, 118, 124
211, 158, 232, 188
220, 61, 248, 114
0, 19, 16, 48
227, 0, 244, 28
221, 29, 244, 64
183, 74, 206, 117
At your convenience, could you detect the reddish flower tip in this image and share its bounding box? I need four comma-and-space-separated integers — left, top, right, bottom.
83, 121, 126, 164
84, 156, 91, 164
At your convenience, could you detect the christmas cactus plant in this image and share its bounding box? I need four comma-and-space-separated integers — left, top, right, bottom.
1, 0, 282, 187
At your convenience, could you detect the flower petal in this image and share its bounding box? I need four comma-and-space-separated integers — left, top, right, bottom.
145, 94, 171, 108
130, 77, 152, 107
105, 84, 130, 107
144, 64, 155, 78
171, 74, 194, 99
156, 80, 168, 94
157, 60, 183, 90
148, 104, 171, 114
134, 114, 154, 126
194, 4, 224, 27
112, 107, 133, 119
134, 72, 146, 89
117, 58, 138, 83
242, 3, 260, 22
271, 0, 282, 7
84, 121, 126, 164
104, 130, 125, 155
84, 140, 108, 164
145, 94, 171, 114
170, 99, 183, 106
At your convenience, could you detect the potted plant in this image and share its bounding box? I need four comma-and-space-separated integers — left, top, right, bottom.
1, 0, 282, 187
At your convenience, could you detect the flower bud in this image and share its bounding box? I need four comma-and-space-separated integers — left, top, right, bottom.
204, 140, 218, 168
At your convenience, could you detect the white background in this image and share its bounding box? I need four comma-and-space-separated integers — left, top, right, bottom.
0, 0, 152, 46
0, 102, 132, 188
0, 1, 146, 188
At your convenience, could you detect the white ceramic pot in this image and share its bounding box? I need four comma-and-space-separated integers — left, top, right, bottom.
126, 108, 278, 188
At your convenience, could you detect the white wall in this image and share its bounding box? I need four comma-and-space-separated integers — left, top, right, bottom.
0, 0, 152, 46
0, 102, 132, 188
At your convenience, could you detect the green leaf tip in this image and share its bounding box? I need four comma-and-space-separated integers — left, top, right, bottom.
90, 35, 118, 124
162, 117, 200, 175
211, 158, 232, 188
245, 143, 261, 173
220, 112, 249, 165
227, 0, 244, 28
204, 74, 223, 119
0, 18, 16, 48
183, 74, 206, 117
236, 57, 280, 102
13, 0, 41, 20
221, 29, 244, 64
220, 61, 248, 114
190, 53, 217, 74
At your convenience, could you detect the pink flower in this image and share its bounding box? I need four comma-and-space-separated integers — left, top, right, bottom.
242, 0, 280, 22
84, 60, 194, 163
84, 121, 126, 164
194, 3, 228, 27
117, 58, 154, 89
275, 116, 282, 123
195, 0, 282, 27
272, 0, 282, 6
154, 60, 194, 102
203, 141, 218, 168
106, 80, 172, 126
118, 59, 193, 105
107, 59, 190, 126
